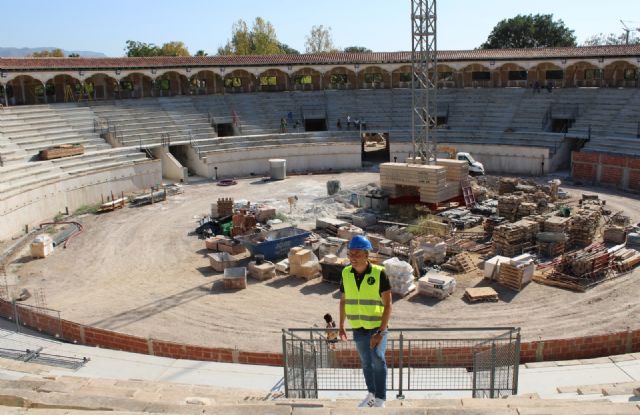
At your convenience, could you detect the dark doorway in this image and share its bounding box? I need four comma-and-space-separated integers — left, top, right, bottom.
361, 132, 390, 163
304, 118, 326, 131
215, 123, 234, 137
551, 118, 574, 133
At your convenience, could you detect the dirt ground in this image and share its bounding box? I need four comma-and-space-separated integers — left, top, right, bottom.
7, 171, 640, 353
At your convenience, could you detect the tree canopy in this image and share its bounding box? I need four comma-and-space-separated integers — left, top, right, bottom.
217, 17, 291, 55
343, 46, 372, 53
480, 14, 576, 49
31, 48, 64, 57
125, 40, 190, 57
583, 31, 640, 46
305, 25, 336, 53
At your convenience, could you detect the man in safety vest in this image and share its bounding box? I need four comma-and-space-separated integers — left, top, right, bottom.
338, 235, 392, 408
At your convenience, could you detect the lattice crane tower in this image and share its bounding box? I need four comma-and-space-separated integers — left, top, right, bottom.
411, 0, 438, 164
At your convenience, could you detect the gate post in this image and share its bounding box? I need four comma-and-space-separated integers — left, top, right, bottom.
299, 342, 306, 398
282, 331, 290, 398
397, 332, 405, 399
490, 342, 497, 398
513, 330, 521, 395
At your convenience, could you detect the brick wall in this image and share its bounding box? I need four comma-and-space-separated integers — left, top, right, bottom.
572, 151, 640, 191
0, 297, 637, 367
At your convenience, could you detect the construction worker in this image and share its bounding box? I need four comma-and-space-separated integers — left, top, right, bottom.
338, 235, 392, 408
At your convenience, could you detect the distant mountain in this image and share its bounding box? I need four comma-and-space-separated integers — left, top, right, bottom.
0, 47, 108, 58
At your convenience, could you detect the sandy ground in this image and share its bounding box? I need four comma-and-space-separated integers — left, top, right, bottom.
7, 172, 640, 353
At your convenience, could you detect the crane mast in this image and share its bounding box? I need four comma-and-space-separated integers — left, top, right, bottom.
411, 0, 438, 164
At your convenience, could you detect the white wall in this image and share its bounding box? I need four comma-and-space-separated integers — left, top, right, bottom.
0, 160, 162, 241
389, 142, 550, 176
202, 142, 362, 178
151, 146, 186, 182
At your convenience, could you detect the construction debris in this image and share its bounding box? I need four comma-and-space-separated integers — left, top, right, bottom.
535, 244, 612, 292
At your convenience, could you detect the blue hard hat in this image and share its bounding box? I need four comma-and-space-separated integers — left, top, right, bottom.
348, 235, 372, 251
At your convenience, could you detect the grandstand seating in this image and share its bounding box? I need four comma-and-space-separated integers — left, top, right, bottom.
0, 355, 639, 414
0, 104, 110, 163
88, 97, 219, 148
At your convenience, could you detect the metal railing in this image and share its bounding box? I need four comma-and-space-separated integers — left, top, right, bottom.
282, 327, 520, 399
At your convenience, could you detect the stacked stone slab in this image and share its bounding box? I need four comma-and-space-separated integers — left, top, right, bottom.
379, 162, 459, 204
498, 178, 518, 195
248, 260, 276, 281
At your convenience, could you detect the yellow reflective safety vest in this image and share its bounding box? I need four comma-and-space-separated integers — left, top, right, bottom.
342, 264, 384, 329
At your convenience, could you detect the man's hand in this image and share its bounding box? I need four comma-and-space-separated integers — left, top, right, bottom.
370, 332, 383, 348
339, 327, 348, 341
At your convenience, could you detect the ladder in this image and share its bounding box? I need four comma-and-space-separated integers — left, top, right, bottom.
461, 178, 476, 208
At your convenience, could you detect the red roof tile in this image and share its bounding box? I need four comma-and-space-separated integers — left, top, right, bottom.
1, 45, 638, 71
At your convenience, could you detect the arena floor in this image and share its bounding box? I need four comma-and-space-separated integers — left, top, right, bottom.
9, 171, 640, 353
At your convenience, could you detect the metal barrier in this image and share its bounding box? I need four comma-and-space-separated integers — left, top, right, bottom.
282, 327, 520, 399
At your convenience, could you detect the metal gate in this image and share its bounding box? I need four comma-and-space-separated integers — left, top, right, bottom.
282, 330, 318, 398
282, 327, 520, 398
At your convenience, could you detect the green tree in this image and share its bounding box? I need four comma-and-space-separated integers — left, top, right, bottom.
159, 41, 190, 56
195, 50, 208, 56
305, 25, 336, 53
480, 14, 576, 49
278, 42, 300, 54
31, 48, 65, 57
218, 18, 285, 55
583, 31, 640, 46
125, 40, 159, 57
67, 52, 80, 58
343, 46, 372, 53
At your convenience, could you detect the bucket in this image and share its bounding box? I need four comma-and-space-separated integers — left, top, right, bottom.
269, 159, 286, 180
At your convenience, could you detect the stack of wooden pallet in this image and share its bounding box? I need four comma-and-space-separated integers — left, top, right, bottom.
497, 195, 522, 221
517, 202, 538, 218
435, 159, 469, 181
484, 216, 506, 237
498, 178, 518, 195
379, 163, 459, 203
544, 216, 571, 233
568, 209, 601, 248
492, 220, 538, 257
498, 262, 526, 291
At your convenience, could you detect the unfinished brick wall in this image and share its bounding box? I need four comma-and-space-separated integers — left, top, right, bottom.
0, 297, 637, 366
572, 151, 640, 191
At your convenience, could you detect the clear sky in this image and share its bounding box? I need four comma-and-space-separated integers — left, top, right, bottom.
0, 0, 638, 56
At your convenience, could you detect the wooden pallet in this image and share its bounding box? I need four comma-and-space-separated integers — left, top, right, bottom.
455, 252, 478, 273
498, 263, 525, 292
464, 287, 499, 303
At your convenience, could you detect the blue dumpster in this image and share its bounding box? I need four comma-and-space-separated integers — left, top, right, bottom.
235, 227, 311, 261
